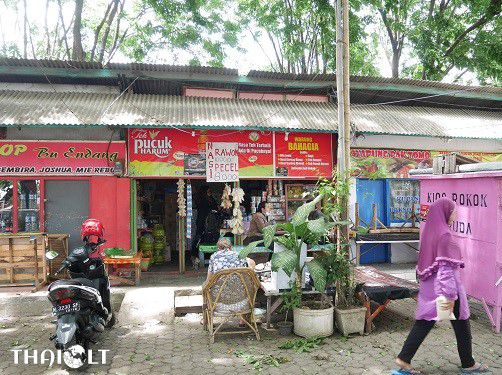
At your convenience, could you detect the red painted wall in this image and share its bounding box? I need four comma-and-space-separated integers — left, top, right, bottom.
89, 176, 130, 250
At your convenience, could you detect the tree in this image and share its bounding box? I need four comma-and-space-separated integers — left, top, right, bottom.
0, 0, 131, 63
238, 0, 378, 74
72, 0, 84, 60
410, 0, 502, 81
369, 0, 418, 78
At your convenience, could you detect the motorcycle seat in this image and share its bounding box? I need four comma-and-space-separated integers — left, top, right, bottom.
49, 278, 97, 290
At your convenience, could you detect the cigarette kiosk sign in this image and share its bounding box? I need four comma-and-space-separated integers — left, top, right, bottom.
0, 141, 125, 176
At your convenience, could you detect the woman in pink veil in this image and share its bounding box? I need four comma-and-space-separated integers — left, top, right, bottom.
392, 198, 490, 374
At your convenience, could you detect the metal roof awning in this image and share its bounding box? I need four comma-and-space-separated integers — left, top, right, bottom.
0, 90, 337, 132
0, 90, 500, 139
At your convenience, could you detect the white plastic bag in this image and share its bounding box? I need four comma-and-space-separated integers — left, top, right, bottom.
435, 296, 456, 321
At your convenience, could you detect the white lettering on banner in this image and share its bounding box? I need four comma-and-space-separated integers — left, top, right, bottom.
133, 137, 173, 158
206, 142, 239, 182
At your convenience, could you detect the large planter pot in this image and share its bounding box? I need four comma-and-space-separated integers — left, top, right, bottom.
334, 306, 366, 336
293, 304, 334, 338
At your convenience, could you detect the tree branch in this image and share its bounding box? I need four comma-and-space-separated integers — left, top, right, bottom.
90, 1, 113, 61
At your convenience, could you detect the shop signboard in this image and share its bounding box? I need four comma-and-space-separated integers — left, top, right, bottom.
128, 129, 273, 177
352, 148, 502, 179
274, 132, 333, 178
0, 141, 125, 176
351, 148, 432, 179
206, 142, 239, 182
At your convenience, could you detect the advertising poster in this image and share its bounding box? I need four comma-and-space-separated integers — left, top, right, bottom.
128, 128, 200, 177
0, 141, 125, 176
274, 132, 333, 178
128, 129, 273, 177
387, 179, 420, 223
351, 148, 432, 178
206, 142, 239, 182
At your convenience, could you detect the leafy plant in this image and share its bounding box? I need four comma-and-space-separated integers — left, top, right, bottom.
279, 282, 302, 321
234, 350, 289, 372
279, 337, 325, 353
239, 194, 338, 296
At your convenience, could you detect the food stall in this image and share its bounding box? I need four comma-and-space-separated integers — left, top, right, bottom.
128, 128, 334, 273
0, 140, 130, 288
416, 170, 502, 333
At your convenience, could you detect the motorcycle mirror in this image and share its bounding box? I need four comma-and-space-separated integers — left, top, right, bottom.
45, 250, 59, 260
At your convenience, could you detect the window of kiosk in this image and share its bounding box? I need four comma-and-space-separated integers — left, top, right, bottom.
17, 180, 40, 232
0, 181, 13, 233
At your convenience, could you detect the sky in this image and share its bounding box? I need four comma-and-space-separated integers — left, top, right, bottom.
0, 0, 476, 83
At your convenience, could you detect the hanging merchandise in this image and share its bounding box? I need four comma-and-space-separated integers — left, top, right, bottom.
177, 179, 186, 218
186, 182, 193, 240
220, 184, 232, 210
229, 187, 245, 235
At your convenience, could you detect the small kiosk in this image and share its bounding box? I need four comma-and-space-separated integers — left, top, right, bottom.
415, 167, 502, 333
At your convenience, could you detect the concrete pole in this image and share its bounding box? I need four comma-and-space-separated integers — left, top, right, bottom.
336, 0, 351, 245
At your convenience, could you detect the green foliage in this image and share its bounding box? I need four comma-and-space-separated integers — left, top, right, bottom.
234, 350, 290, 372
238, 239, 264, 259
279, 282, 302, 321
237, 0, 378, 74
278, 336, 325, 353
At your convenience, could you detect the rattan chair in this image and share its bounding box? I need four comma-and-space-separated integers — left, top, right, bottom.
203, 267, 261, 343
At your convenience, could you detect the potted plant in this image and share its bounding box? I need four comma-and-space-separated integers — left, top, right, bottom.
240, 194, 341, 338
319, 174, 366, 336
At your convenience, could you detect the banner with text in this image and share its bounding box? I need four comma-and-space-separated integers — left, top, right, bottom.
274, 132, 333, 178
351, 148, 432, 179
206, 142, 239, 182
0, 141, 125, 176
128, 129, 273, 177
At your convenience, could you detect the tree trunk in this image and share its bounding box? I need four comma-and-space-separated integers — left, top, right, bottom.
391, 49, 400, 78
23, 0, 28, 58
72, 0, 85, 61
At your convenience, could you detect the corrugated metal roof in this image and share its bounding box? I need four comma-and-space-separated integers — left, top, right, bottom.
351, 104, 502, 139
247, 70, 502, 96
0, 58, 238, 76
0, 90, 500, 139
0, 90, 337, 132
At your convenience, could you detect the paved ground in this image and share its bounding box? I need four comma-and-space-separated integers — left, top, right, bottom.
0, 272, 501, 375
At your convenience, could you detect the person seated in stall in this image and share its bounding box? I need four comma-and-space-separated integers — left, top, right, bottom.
205, 238, 255, 281
244, 202, 273, 245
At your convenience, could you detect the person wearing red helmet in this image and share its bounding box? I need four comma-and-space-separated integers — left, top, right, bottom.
79, 219, 112, 318
81, 218, 105, 245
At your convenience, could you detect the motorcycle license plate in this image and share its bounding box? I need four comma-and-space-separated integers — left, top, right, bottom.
52, 302, 81, 315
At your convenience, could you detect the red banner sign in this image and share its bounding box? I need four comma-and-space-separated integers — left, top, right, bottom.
0, 141, 125, 176
274, 132, 333, 178
128, 129, 274, 177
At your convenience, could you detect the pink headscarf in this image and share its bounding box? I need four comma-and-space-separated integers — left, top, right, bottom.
416, 197, 464, 280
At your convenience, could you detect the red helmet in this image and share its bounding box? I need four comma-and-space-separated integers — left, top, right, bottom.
81, 219, 105, 242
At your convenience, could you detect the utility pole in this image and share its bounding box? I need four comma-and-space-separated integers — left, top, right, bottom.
335, 0, 351, 247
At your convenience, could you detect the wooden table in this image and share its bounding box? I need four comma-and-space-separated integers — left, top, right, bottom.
103, 253, 142, 286
260, 280, 321, 329
355, 266, 419, 333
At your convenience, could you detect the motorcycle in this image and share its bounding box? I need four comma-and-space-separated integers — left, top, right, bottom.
46, 236, 114, 369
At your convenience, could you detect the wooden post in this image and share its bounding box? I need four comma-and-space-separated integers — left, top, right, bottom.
8, 237, 14, 283
371, 204, 377, 230
33, 237, 39, 290
411, 203, 416, 228
355, 203, 360, 228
